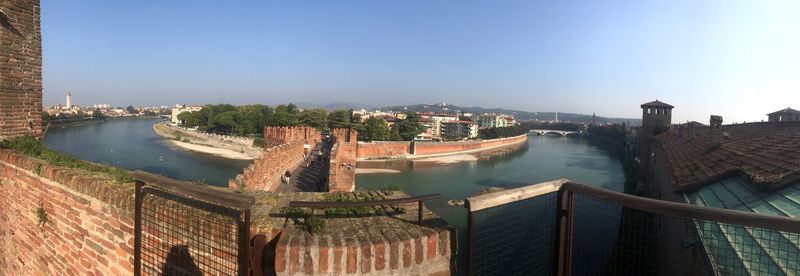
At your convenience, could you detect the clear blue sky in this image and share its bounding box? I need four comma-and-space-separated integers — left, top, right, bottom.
42, 0, 800, 123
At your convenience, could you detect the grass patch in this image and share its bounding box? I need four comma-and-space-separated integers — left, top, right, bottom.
1, 136, 133, 183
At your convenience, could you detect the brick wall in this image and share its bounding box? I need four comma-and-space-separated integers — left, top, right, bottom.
0, 150, 136, 275
264, 126, 320, 148
0, 0, 42, 140
413, 135, 526, 156
328, 128, 357, 192
356, 141, 411, 159
230, 126, 321, 191
230, 141, 306, 191
273, 228, 451, 276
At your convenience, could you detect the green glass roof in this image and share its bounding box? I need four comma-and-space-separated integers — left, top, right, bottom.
686, 176, 800, 276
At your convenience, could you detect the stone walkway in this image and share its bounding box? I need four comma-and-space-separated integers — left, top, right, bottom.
273, 140, 332, 193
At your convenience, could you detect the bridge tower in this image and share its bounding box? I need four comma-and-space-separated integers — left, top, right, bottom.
638, 100, 673, 193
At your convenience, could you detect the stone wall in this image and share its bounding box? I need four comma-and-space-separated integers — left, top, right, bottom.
0, 150, 136, 275
230, 126, 320, 191
0, 0, 42, 140
328, 128, 357, 192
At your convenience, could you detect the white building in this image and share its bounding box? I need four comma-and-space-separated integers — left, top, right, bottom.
171, 104, 203, 125
478, 114, 516, 129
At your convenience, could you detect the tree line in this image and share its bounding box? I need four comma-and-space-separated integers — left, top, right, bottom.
176, 104, 428, 141
478, 125, 529, 139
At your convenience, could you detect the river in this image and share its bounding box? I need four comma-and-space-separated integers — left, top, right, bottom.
43, 118, 626, 272
43, 118, 250, 186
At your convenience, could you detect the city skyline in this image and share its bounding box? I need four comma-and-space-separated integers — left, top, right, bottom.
42, 0, 800, 123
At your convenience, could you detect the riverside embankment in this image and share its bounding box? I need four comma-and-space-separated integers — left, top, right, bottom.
152, 122, 261, 160
356, 134, 528, 161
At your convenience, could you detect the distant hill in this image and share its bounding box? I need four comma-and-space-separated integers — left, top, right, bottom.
381, 103, 642, 126
295, 102, 376, 111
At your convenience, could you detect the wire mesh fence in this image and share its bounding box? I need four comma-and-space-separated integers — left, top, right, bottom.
570, 193, 710, 275
133, 172, 254, 276
468, 192, 557, 276
139, 187, 244, 275
465, 181, 800, 275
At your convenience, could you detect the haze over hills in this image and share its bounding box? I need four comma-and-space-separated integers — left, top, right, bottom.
297, 102, 641, 126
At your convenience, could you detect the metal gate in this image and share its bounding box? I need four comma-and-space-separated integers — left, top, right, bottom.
133, 171, 254, 276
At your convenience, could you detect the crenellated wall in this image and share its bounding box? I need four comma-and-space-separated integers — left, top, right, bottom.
0, 0, 42, 140
230, 126, 321, 191
328, 128, 357, 192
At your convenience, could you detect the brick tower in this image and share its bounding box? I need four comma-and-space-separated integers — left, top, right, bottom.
638, 100, 673, 187
0, 0, 42, 140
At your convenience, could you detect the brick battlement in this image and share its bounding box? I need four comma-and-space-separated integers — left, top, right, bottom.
231, 126, 322, 191
328, 128, 357, 192
246, 191, 453, 276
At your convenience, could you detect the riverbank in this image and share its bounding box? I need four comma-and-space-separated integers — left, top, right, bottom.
152, 123, 261, 160
44, 116, 159, 130
169, 140, 256, 160
357, 134, 528, 162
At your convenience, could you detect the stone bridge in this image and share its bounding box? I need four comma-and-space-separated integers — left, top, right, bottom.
530, 129, 583, 137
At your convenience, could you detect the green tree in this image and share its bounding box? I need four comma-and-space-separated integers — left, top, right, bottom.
394, 112, 425, 141
327, 110, 352, 129
273, 104, 299, 126
125, 105, 138, 114
360, 117, 390, 141
388, 127, 402, 141
300, 109, 329, 130
92, 109, 106, 120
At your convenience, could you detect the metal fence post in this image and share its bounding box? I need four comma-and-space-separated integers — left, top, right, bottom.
239, 209, 251, 276
466, 210, 475, 276
134, 180, 143, 276
554, 190, 574, 276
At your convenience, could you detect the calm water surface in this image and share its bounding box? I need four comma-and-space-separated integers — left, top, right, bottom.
356, 135, 626, 269
43, 118, 249, 186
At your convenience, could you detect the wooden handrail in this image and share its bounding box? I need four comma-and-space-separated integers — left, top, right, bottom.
133, 170, 255, 210
465, 179, 568, 212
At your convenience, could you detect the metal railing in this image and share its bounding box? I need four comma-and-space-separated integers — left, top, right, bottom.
464, 179, 800, 275
290, 193, 442, 224
133, 171, 255, 276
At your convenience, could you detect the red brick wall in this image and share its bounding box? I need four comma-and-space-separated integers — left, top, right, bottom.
231, 127, 320, 191
356, 141, 411, 158
231, 141, 306, 191
407, 134, 528, 157
0, 150, 136, 275
273, 228, 451, 276
264, 126, 320, 148
329, 128, 357, 192
0, 0, 43, 140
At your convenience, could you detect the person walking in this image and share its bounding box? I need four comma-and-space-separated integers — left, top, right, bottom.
284, 170, 292, 184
